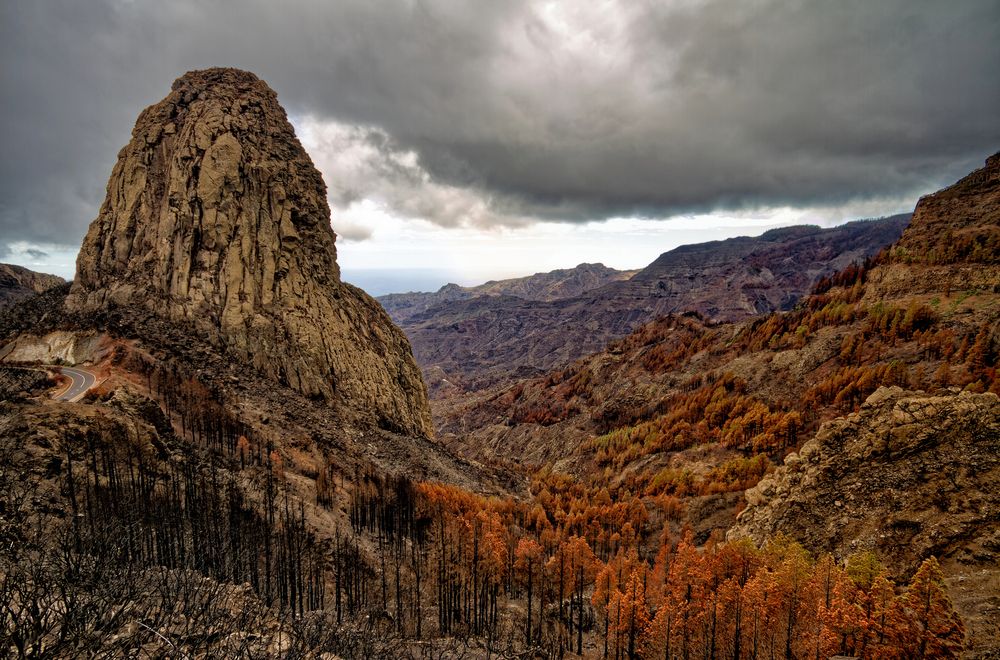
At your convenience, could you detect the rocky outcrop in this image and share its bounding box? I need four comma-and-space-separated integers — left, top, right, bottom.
893, 152, 1000, 262
0, 263, 64, 308
379, 263, 638, 324
730, 386, 1000, 653
0, 330, 110, 365
65, 68, 431, 436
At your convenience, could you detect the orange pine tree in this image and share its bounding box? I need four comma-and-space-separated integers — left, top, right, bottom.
897, 557, 965, 658
619, 569, 650, 660
592, 562, 618, 659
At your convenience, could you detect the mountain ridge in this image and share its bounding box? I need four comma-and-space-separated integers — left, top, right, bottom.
0, 263, 64, 308
397, 215, 908, 394
433, 152, 999, 651
378, 262, 639, 324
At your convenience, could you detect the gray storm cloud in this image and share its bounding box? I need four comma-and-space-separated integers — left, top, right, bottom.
1, 0, 998, 253
299, 117, 531, 230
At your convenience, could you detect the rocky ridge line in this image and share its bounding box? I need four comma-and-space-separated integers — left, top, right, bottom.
0, 263, 64, 308
378, 262, 639, 324
399, 216, 908, 394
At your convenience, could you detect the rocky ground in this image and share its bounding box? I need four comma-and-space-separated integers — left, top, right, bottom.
0, 366, 53, 401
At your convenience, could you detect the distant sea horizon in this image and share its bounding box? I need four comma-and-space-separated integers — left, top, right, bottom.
341, 268, 482, 297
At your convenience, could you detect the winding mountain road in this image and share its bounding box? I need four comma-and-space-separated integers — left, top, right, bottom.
53, 366, 98, 402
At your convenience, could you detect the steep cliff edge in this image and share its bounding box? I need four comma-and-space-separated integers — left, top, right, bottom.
65, 68, 431, 437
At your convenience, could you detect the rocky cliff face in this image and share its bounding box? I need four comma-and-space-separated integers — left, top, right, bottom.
730, 386, 1000, 654
66, 68, 431, 436
892, 152, 1000, 262
0, 263, 64, 308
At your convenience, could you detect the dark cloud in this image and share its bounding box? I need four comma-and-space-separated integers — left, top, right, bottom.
2, 0, 998, 254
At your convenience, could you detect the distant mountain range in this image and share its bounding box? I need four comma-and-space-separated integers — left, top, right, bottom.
379, 262, 639, 323
381, 216, 909, 393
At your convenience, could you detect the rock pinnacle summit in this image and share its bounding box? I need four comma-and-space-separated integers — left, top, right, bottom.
67, 68, 432, 436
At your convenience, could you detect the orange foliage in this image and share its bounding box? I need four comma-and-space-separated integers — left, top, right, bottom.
586, 373, 798, 471
345, 471, 965, 657
802, 362, 910, 411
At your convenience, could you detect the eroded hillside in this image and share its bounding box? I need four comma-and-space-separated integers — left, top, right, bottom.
731, 386, 1000, 656
0, 263, 63, 308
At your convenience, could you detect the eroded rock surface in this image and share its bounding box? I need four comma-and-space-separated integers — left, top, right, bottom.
66, 68, 431, 436
730, 386, 1000, 653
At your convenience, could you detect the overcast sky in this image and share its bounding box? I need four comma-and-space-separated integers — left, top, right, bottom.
2, 1, 998, 293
